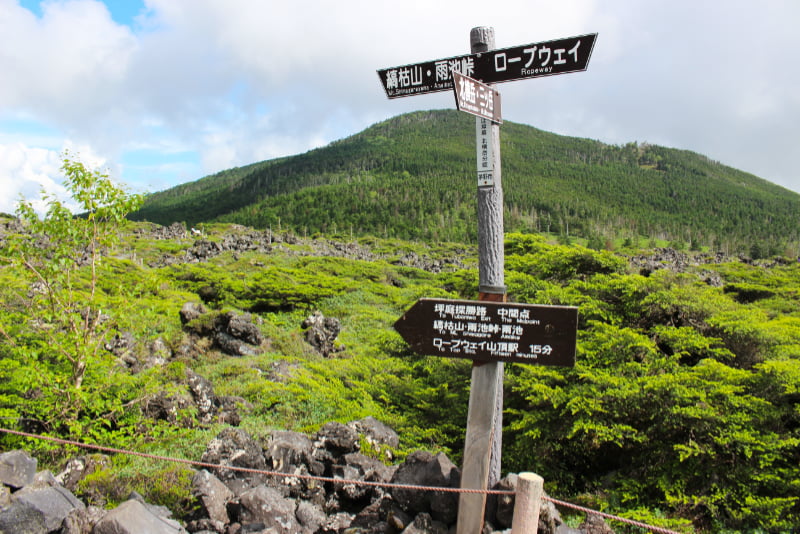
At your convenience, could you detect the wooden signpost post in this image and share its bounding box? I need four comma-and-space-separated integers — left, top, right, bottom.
379, 27, 596, 534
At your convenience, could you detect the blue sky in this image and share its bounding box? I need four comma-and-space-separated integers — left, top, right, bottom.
2, 0, 799, 215
18, 0, 143, 25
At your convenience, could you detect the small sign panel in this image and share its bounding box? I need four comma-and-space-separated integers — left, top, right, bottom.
452, 71, 502, 124
394, 298, 578, 366
476, 117, 494, 187
377, 33, 597, 99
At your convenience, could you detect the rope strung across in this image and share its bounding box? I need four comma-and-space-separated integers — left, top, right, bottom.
0, 427, 508, 495
0, 426, 683, 534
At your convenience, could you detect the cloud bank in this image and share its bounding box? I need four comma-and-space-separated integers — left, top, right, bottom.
1, 0, 798, 214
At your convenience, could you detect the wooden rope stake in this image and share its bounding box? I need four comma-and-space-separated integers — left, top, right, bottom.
511, 472, 544, 534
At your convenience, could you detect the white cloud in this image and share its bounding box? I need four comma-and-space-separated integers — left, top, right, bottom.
0, 140, 109, 215
0, 143, 64, 214
0, 0, 137, 121
0, 0, 798, 198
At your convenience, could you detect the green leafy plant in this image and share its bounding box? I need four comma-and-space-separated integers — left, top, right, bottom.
0, 153, 143, 432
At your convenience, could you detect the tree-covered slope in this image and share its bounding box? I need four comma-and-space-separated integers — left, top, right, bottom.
131, 109, 800, 253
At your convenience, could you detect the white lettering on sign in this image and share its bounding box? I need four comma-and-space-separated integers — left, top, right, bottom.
453, 71, 499, 123
394, 298, 578, 366
383, 57, 476, 95
432, 337, 551, 361
449, 57, 475, 77
458, 76, 478, 106
429, 301, 547, 353
434, 302, 490, 318
494, 40, 583, 75
476, 117, 493, 187
457, 77, 494, 116
435, 61, 450, 82
379, 34, 596, 98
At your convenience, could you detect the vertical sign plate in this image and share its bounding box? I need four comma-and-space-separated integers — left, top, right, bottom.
476, 117, 493, 187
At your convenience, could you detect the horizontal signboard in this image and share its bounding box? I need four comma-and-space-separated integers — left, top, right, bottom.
378, 33, 597, 98
474, 33, 597, 85
394, 298, 578, 366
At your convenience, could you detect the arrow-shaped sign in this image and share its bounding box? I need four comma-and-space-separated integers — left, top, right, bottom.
377, 33, 597, 99
394, 298, 578, 366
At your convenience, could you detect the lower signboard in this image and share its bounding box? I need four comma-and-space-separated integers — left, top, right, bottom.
394, 298, 578, 367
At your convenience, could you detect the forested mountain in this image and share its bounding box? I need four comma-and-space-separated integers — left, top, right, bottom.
131, 110, 800, 254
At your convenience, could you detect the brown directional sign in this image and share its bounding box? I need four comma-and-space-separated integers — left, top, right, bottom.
394, 298, 578, 366
377, 33, 597, 99
452, 71, 502, 124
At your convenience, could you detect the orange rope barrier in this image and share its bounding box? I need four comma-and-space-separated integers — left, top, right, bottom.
0, 427, 683, 534
0, 427, 508, 495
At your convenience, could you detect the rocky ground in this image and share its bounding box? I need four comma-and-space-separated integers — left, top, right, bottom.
1, 417, 613, 534
0, 296, 616, 534
6, 222, 719, 533
138, 222, 471, 274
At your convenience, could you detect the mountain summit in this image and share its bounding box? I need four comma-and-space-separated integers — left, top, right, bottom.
132, 110, 799, 253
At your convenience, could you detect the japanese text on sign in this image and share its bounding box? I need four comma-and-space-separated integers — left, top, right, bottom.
452, 71, 502, 124
378, 33, 597, 98
490, 39, 581, 78
393, 298, 578, 366
476, 118, 493, 187
379, 54, 475, 98
428, 300, 567, 363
